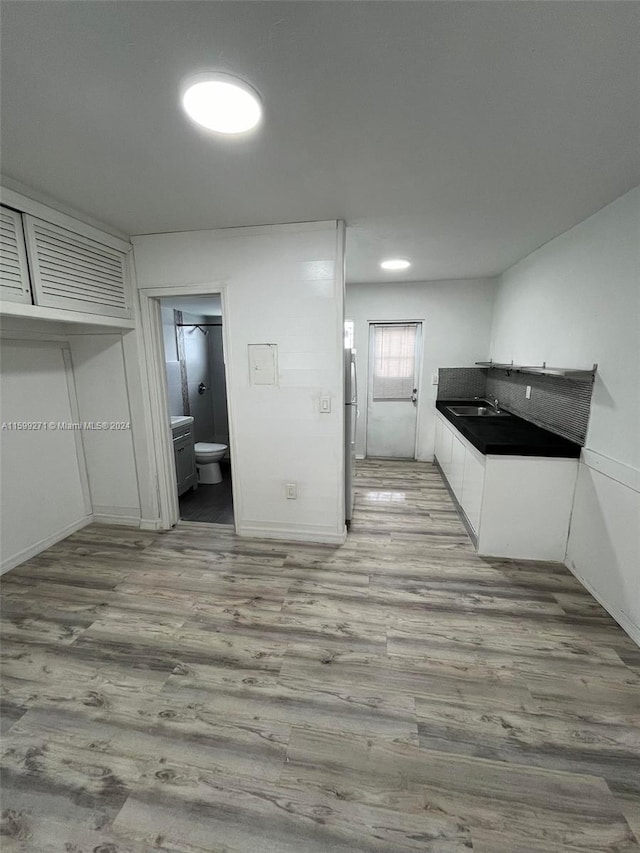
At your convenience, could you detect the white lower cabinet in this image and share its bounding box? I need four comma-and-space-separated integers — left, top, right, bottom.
461, 447, 484, 534
450, 433, 466, 501
434, 416, 452, 477
434, 410, 578, 561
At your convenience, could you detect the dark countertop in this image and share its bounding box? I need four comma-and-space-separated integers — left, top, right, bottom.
436, 400, 581, 458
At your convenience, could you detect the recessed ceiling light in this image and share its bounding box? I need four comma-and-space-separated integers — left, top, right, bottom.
181, 73, 262, 134
380, 258, 411, 271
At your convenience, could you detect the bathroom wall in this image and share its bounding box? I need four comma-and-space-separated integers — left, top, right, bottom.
161, 306, 183, 417
206, 320, 230, 446
180, 311, 215, 444
161, 306, 229, 447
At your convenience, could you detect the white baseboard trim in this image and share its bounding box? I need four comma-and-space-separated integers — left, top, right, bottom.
92, 515, 140, 527
92, 506, 141, 527
565, 559, 640, 648
236, 523, 347, 546
139, 518, 164, 531
0, 515, 93, 575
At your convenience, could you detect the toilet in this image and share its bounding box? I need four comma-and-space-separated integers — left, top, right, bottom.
194, 442, 228, 484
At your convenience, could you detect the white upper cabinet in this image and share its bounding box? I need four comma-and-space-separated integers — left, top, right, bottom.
0, 205, 32, 303
23, 215, 130, 318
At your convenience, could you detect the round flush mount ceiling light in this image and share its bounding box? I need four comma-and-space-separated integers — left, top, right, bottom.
181, 73, 262, 134
380, 258, 411, 271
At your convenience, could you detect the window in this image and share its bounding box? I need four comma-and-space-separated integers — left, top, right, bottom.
372, 323, 418, 400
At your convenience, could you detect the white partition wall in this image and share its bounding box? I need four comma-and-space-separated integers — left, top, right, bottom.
132, 221, 346, 544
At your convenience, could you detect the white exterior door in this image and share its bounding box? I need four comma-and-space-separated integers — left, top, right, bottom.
366, 322, 421, 458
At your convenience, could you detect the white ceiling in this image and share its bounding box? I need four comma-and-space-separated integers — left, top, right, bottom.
1, 2, 638, 283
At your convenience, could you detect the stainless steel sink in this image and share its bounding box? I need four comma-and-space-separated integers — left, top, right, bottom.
447, 405, 511, 417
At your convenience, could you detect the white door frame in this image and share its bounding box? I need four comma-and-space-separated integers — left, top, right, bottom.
364, 319, 424, 460
137, 283, 238, 530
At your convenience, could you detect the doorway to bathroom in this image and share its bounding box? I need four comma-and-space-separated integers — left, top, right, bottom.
159, 294, 234, 526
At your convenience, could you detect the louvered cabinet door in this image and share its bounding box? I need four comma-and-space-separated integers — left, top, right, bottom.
23, 215, 131, 318
0, 205, 32, 303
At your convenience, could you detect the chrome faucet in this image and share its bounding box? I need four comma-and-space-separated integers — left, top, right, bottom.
492, 397, 500, 412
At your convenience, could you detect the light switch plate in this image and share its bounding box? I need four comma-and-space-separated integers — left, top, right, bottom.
320, 396, 331, 413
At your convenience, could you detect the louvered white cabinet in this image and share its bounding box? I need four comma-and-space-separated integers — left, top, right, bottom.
23, 215, 130, 319
0, 205, 32, 303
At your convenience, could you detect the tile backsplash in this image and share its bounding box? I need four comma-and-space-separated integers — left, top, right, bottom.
437, 366, 594, 446
485, 370, 593, 445
437, 367, 487, 401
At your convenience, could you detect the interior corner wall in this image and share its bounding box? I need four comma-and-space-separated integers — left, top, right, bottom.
70, 334, 141, 525
0, 339, 92, 573
132, 221, 345, 543
345, 279, 496, 460
489, 186, 640, 644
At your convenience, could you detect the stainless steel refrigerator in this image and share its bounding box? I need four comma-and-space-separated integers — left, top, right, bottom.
344, 347, 358, 526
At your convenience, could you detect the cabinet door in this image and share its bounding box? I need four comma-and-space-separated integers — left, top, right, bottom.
0, 206, 32, 304
174, 435, 196, 494
434, 417, 445, 463
24, 215, 130, 318
435, 416, 453, 476
461, 450, 485, 533
449, 433, 465, 501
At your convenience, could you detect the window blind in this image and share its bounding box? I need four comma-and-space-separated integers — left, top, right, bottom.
372, 324, 417, 400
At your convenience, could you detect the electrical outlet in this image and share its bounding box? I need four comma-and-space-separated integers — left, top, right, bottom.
286, 483, 297, 500
320, 396, 331, 413
525, 385, 532, 399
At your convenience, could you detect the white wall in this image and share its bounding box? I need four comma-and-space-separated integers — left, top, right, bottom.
346, 279, 496, 460
490, 186, 640, 643
0, 340, 91, 572
132, 221, 345, 544
70, 334, 140, 525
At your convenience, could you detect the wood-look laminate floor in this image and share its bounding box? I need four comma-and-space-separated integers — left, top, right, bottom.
1, 459, 639, 852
